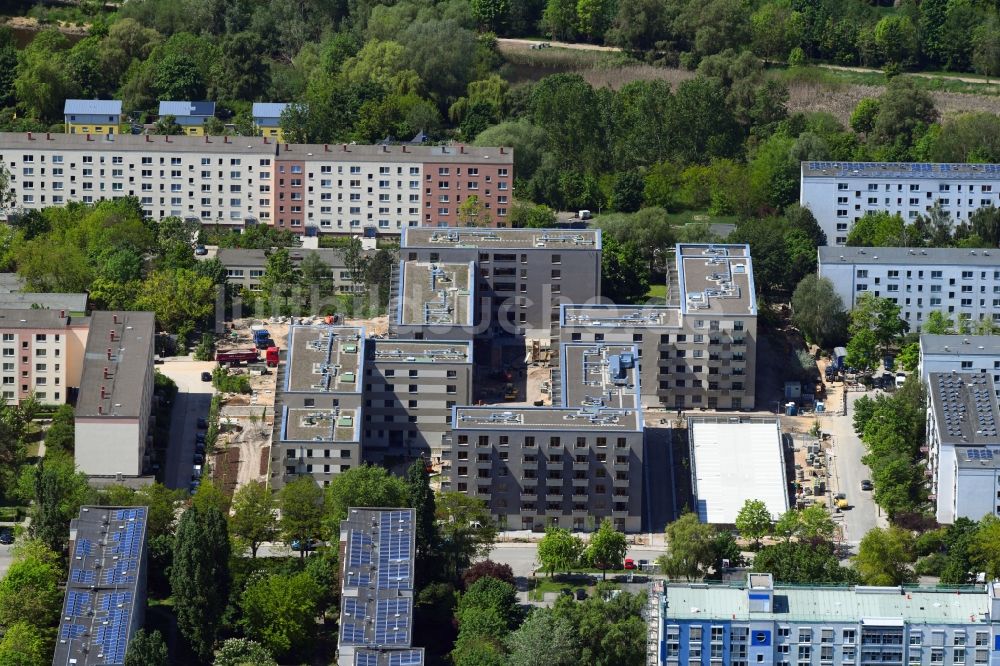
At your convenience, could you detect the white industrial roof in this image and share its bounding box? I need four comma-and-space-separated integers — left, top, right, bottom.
689, 419, 789, 524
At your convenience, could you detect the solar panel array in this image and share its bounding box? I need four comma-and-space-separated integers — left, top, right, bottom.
54, 506, 148, 666
806, 161, 1000, 180
935, 374, 999, 440
966, 449, 997, 462
338, 508, 423, 666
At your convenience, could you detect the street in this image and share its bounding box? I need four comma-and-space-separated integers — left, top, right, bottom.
825, 390, 887, 547
0, 541, 11, 578
157, 357, 217, 491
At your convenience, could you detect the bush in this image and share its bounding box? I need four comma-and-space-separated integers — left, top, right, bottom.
194, 334, 215, 362
212, 366, 251, 394
914, 553, 946, 577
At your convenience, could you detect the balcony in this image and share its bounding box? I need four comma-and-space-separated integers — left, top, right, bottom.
520, 491, 537, 501
572, 493, 589, 502
573, 460, 589, 470
546, 491, 564, 501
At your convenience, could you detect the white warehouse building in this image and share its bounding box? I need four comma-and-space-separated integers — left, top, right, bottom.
800, 161, 1000, 246
818, 246, 1000, 332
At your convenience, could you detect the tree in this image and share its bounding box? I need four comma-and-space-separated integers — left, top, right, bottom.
797, 504, 836, 542
153, 114, 184, 135
659, 513, 718, 581
457, 195, 491, 227
43, 405, 75, 454
472, 0, 510, 32
849, 292, 906, 353
192, 478, 230, 515
791, 275, 848, 348
135, 268, 215, 334
405, 460, 437, 582
585, 518, 627, 580
154, 52, 205, 100
850, 98, 880, 137
213, 639, 278, 666
549, 588, 646, 665
324, 464, 408, 531
734, 499, 772, 548
230, 480, 278, 558
506, 608, 579, 666
457, 576, 520, 631
240, 571, 323, 659
752, 540, 858, 584
969, 515, 1000, 581
437, 491, 497, 578
972, 17, 1000, 83
279, 476, 325, 557
773, 509, 801, 542
600, 235, 649, 304
971, 206, 1000, 248
259, 248, 297, 313
873, 15, 918, 68
897, 342, 919, 372
171, 505, 231, 662
463, 560, 516, 588
537, 526, 584, 577
0, 540, 63, 629
606, 0, 671, 53
610, 170, 644, 213
124, 630, 168, 666
0, 622, 47, 666
26, 454, 94, 553
854, 526, 915, 586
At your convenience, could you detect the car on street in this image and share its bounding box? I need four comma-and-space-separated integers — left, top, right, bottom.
193, 453, 204, 465
197, 418, 208, 429
861, 479, 873, 491
291, 539, 319, 552
638, 559, 649, 571
188, 481, 199, 494
195, 433, 206, 443
623, 558, 636, 570
575, 588, 587, 600
195, 443, 205, 454
0, 528, 13, 544
201, 371, 213, 382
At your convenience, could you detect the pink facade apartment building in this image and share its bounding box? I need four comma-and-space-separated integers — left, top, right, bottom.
0, 309, 90, 405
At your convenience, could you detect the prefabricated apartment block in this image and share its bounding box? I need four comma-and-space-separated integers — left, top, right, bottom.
818, 246, 1000, 332
399, 227, 602, 339
556, 244, 757, 410
0, 309, 90, 405
0, 132, 512, 235
920, 334, 1000, 399
800, 161, 1000, 246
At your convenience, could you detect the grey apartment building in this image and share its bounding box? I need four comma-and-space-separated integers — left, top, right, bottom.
363, 339, 473, 463
556, 243, 757, 410
215, 247, 370, 295
440, 342, 645, 532
53, 506, 148, 666
652, 573, 1000, 666
269, 325, 366, 490
399, 227, 602, 339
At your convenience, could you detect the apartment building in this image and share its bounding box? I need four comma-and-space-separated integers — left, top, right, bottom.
925, 371, 1000, 524
0, 133, 513, 236
74, 311, 155, 478
251, 103, 288, 141
63, 100, 121, 135
53, 506, 148, 666
400, 227, 601, 338
215, 247, 366, 295
440, 342, 645, 532
269, 324, 366, 490
336, 508, 423, 666
363, 339, 473, 462
388, 260, 477, 341
818, 246, 1000, 331
157, 101, 215, 135
0, 309, 89, 406
800, 161, 1000, 246
556, 244, 757, 410
920, 335, 1000, 399
651, 573, 1000, 666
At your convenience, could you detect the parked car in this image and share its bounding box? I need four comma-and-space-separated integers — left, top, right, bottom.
559, 588, 573, 597
895, 372, 907, 388
188, 481, 199, 494
0, 528, 14, 545
291, 539, 319, 552
195, 433, 206, 444
638, 559, 649, 570
193, 453, 204, 465
861, 479, 873, 491
195, 443, 205, 455
624, 558, 636, 570
196, 418, 208, 429
201, 371, 212, 382
574, 588, 587, 600
194, 245, 207, 256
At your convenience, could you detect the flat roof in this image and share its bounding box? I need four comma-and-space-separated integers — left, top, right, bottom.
452, 406, 641, 431
0, 309, 73, 329
368, 339, 472, 364
53, 506, 147, 666
216, 247, 356, 270
677, 244, 757, 316
819, 246, 1000, 266
0, 291, 88, 312
338, 508, 421, 661
921, 334, 1000, 356
802, 161, 1000, 180
76, 312, 155, 419
955, 446, 1000, 469
398, 261, 473, 327
659, 581, 992, 624
281, 406, 360, 444
559, 343, 640, 410
285, 325, 365, 393
560, 304, 681, 329
688, 417, 788, 523
0, 133, 511, 164
928, 372, 1000, 445
402, 227, 599, 249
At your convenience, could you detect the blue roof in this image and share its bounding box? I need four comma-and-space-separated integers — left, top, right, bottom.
252, 102, 289, 119
158, 101, 215, 118
64, 99, 122, 115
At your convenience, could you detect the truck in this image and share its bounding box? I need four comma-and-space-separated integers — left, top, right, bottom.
265, 346, 280, 367
251, 326, 272, 349
833, 346, 848, 371
216, 349, 259, 365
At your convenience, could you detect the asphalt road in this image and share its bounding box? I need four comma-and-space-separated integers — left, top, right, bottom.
826, 390, 887, 548
158, 358, 216, 491
0, 541, 11, 578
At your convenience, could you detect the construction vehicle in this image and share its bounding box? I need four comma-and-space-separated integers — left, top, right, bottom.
216, 349, 259, 365
503, 383, 519, 401
251, 326, 273, 349
265, 346, 280, 367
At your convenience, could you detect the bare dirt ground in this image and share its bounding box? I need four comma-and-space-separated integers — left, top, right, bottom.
3, 16, 90, 35
786, 81, 1000, 124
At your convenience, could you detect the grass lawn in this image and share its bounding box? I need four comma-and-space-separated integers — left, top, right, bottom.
645, 284, 667, 304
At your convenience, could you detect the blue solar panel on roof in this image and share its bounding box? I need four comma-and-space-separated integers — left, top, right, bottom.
60, 623, 87, 639
70, 568, 96, 584
356, 653, 379, 666
342, 621, 367, 643
389, 650, 425, 666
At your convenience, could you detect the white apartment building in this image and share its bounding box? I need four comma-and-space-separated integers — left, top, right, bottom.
920, 334, 1000, 399
925, 372, 1000, 524
800, 161, 1000, 246
0, 309, 89, 405
0, 133, 513, 237
818, 246, 1000, 331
